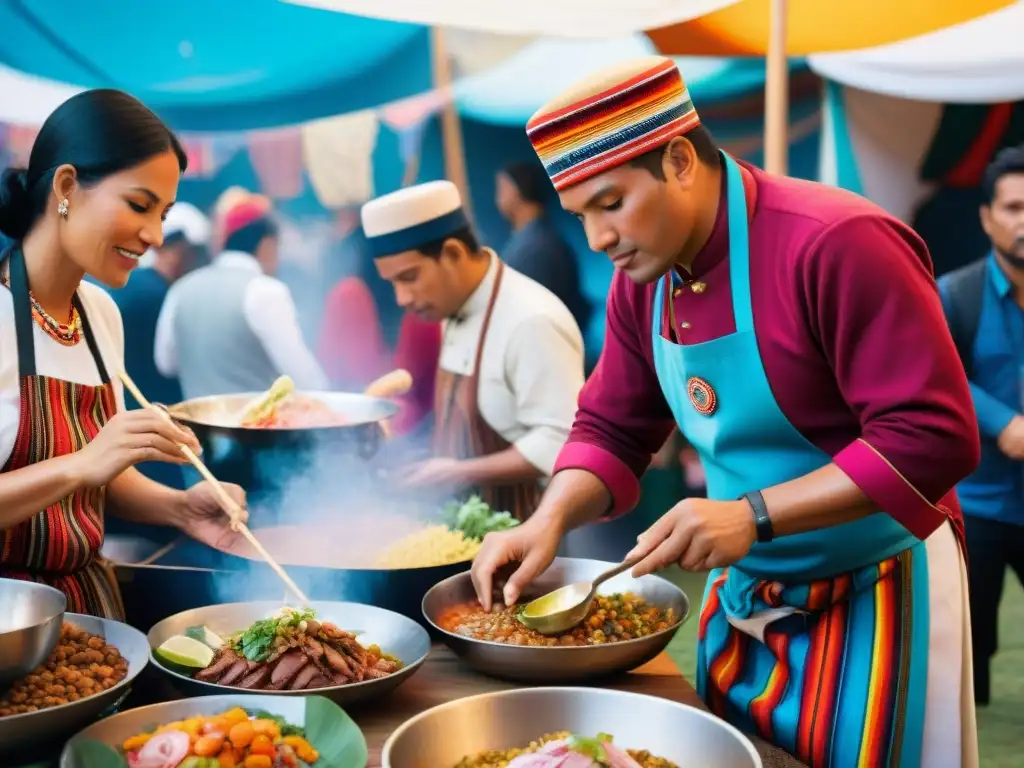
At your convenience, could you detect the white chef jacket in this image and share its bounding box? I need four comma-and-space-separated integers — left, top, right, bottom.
440, 253, 585, 475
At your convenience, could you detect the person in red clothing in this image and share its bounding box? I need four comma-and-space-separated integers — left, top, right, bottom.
470, 56, 979, 766
317, 274, 440, 434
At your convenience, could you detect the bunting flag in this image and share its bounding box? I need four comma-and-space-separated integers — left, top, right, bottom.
3, 124, 38, 166
377, 87, 450, 131
248, 127, 305, 199
301, 109, 381, 208
0, 86, 446, 206
180, 137, 216, 177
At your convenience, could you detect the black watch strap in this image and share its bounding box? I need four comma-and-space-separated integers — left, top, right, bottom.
743, 490, 774, 543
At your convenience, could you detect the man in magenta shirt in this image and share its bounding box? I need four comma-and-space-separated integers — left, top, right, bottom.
472, 56, 979, 766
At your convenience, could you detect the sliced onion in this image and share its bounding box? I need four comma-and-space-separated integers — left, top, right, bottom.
133, 730, 190, 768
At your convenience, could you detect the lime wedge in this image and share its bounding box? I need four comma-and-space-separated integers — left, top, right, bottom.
185, 625, 225, 650
156, 635, 215, 668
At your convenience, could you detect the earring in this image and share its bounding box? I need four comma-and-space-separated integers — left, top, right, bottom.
57, 199, 69, 219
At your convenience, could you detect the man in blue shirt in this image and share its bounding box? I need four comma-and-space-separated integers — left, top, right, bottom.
496, 162, 591, 339
938, 145, 1024, 705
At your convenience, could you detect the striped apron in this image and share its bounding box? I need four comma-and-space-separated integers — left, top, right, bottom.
433, 258, 543, 521
0, 246, 125, 620
651, 153, 978, 766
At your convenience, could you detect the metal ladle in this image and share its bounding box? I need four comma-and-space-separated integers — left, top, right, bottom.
516, 555, 643, 635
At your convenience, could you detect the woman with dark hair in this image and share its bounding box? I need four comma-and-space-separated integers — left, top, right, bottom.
0, 89, 246, 619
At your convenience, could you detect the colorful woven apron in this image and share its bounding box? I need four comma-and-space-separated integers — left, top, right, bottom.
0, 246, 124, 620
650, 153, 976, 767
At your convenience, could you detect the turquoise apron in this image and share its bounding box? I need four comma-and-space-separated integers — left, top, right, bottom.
651, 152, 932, 766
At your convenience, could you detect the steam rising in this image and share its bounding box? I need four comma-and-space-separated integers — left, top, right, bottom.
207, 425, 445, 607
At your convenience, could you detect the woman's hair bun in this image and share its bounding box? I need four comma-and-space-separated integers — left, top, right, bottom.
0, 167, 31, 241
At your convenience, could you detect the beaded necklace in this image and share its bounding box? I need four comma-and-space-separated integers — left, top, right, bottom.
1, 274, 82, 346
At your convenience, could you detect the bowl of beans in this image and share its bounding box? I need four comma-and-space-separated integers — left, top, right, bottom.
422, 558, 690, 682
0, 613, 150, 755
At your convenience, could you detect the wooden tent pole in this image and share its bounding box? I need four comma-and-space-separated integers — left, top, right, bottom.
430, 25, 474, 222
763, 0, 789, 175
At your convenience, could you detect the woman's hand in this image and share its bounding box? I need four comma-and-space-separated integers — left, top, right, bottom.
179, 481, 248, 552
73, 410, 201, 488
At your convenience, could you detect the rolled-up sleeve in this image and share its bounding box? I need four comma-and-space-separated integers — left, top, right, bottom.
504, 314, 585, 475
554, 273, 676, 517
807, 216, 981, 539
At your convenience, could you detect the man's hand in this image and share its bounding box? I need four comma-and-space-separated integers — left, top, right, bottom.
997, 415, 1024, 460
628, 497, 756, 576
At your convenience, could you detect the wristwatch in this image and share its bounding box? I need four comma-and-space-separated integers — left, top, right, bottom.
742, 490, 774, 543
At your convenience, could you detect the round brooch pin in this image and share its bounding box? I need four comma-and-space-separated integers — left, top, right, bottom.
687, 376, 717, 416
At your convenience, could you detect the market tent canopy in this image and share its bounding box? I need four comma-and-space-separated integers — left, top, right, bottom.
286, 0, 1011, 54
809, 3, 1024, 103
455, 34, 806, 125
0, 0, 428, 131
286, 0, 740, 37
640, 0, 1013, 55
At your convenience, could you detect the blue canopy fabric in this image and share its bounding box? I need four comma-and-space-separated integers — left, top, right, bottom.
0, 0, 428, 131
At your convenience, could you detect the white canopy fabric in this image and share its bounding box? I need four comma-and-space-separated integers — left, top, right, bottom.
284, 0, 740, 37
809, 2, 1024, 103
455, 36, 658, 122
0, 64, 82, 126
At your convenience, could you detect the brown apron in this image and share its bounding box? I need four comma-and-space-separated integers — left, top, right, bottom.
433, 260, 543, 521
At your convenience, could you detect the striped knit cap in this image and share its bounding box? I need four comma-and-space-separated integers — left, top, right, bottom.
527, 56, 700, 191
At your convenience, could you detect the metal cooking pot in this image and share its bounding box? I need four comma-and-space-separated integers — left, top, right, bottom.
165, 391, 399, 497
382, 687, 762, 767
0, 580, 66, 687
108, 531, 472, 634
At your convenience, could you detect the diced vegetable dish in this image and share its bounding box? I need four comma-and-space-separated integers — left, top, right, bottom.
120, 707, 318, 768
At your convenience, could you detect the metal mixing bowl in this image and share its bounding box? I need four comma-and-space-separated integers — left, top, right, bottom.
382, 687, 762, 768
0, 579, 67, 686
0, 612, 150, 754
166, 390, 398, 495
148, 601, 430, 706
60, 693, 366, 768
422, 557, 690, 683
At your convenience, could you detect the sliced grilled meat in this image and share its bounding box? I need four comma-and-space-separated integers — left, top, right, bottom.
323, 645, 354, 677
195, 649, 239, 682
287, 663, 321, 691
218, 659, 253, 686
302, 672, 333, 689
267, 650, 308, 690
237, 665, 272, 689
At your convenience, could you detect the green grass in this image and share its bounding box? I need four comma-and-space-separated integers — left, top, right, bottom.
662, 568, 1024, 767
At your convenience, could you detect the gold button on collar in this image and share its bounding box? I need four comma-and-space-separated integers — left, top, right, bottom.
690, 281, 707, 294
672, 287, 682, 298
680, 321, 691, 329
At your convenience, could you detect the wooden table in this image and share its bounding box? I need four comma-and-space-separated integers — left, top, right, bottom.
354, 643, 807, 768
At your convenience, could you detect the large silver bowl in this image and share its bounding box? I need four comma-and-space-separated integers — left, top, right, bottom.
0, 613, 149, 754
166, 390, 399, 493
423, 557, 690, 683
0, 579, 66, 686
382, 687, 762, 768
60, 694, 367, 768
148, 601, 430, 706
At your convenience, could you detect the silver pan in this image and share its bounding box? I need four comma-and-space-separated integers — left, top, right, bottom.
164, 391, 400, 492
148, 600, 430, 707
